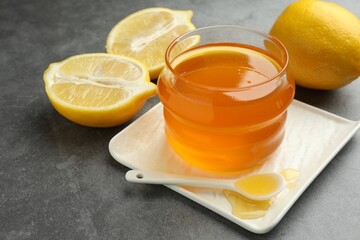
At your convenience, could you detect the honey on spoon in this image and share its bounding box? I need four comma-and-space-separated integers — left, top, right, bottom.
125, 169, 286, 201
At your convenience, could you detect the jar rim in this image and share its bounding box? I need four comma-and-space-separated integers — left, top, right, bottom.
164, 25, 289, 91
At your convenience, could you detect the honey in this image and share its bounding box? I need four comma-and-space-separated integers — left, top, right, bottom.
234, 174, 282, 198
224, 168, 299, 219
158, 43, 295, 172
224, 190, 272, 219
280, 168, 300, 189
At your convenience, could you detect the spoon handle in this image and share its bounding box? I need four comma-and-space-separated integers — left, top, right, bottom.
125, 169, 232, 190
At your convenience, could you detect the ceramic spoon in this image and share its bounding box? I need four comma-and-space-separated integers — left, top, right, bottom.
125, 169, 286, 201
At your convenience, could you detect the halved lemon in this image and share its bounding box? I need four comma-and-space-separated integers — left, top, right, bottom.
43, 53, 157, 127
106, 8, 196, 79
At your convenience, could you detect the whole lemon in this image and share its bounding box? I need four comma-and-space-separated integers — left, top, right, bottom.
269, 0, 360, 90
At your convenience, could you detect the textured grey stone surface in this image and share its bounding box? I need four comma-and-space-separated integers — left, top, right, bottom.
1, 0, 360, 239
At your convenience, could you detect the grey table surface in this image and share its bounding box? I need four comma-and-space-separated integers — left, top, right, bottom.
1, 0, 360, 239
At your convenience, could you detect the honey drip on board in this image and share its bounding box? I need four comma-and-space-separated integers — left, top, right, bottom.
224, 168, 299, 219
280, 168, 300, 189
224, 190, 273, 219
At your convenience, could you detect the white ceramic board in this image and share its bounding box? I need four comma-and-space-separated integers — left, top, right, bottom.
109, 100, 360, 234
